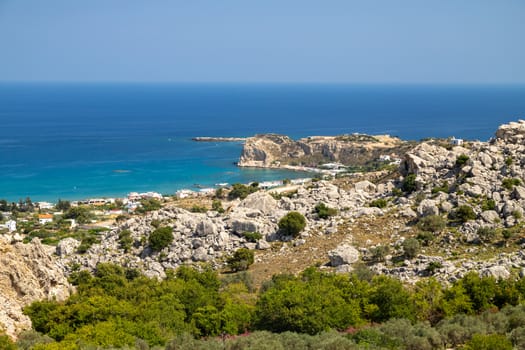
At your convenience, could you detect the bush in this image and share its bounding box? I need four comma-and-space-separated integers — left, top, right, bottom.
314, 203, 338, 219
432, 182, 449, 194
369, 199, 387, 209
402, 174, 417, 193
242, 231, 263, 242
369, 245, 390, 262
481, 198, 496, 211
417, 231, 435, 246
462, 333, 513, 350
417, 215, 446, 233
502, 178, 521, 191
119, 229, 133, 252
190, 205, 207, 213
211, 200, 224, 213
278, 211, 306, 237
456, 154, 470, 167
228, 183, 259, 200
148, 227, 174, 251
477, 227, 497, 243
454, 205, 476, 223
227, 248, 254, 272
403, 238, 421, 259
137, 198, 162, 213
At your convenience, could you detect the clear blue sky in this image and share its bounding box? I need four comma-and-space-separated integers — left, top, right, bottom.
1, 0, 524, 83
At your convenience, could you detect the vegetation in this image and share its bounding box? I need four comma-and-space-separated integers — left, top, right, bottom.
63, 206, 93, 224
314, 202, 338, 219
148, 226, 174, 251
55, 199, 71, 211
190, 205, 207, 213
241, 231, 263, 242
278, 211, 306, 237
451, 204, 476, 223
455, 154, 470, 167
228, 183, 259, 200
227, 248, 254, 272
502, 177, 522, 191
211, 199, 224, 213
401, 173, 417, 193
417, 215, 446, 233
369, 198, 387, 208
137, 198, 162, 213
18, 263, 525, 349
402, 238, 421, 259
118, 229, 133, 253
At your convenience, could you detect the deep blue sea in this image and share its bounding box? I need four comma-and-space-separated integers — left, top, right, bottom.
1, 83, 524, 202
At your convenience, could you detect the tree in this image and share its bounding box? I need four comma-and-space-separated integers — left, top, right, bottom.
227, 248, 254, 272
119, 230, 133, 253
278, 211, 306, 237
403, 238, 421, 259
402, 173, 417, 193
55, 199, 71, 211
417, 215, 446, 233
228, 183, 258, 200
148, 227, 173, 251
63, 206, 92, 224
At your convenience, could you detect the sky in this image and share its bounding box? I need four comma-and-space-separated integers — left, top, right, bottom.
0, 0, 524, 84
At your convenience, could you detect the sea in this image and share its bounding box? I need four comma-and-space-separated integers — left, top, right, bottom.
1, 83, 524, 202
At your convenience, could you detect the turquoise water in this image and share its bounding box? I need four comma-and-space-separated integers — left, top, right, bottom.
1, 83, 524, 202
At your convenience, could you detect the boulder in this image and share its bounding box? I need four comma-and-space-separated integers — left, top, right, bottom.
328, 244, 360, 267
195, 220, 217, 237
354, 181, 376, 193
239, 192, 278, 215
481, 266, 510, 279
417, 199, 439, 217
56, 238, 81, 257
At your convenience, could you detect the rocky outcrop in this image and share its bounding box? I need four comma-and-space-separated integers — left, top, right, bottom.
328, 244, 359, 267
238, 133, 406, 167
0, 238, 71, 339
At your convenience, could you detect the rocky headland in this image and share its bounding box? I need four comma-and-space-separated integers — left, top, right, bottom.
238, 133, 410, 168
3, 120, 525, 339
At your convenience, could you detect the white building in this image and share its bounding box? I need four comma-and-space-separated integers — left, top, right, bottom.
38, 214, 53, 225
5, 220, 16, 232
450, 137, 464, 146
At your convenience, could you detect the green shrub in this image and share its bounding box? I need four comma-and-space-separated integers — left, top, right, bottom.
505, 157, 513, 166
481, 198, 496, 211
417, 215, 446, 233
314, 202, 338, 219
137, 198, 162, 213
278, 211, 306, 237
227, 248, 255, 272
426, 261, 443, 275
456, 154, 470, 167
477, 227, 497, 242
502, 178, 521, 191
462, 333, 513, 350
392, 188, 403, 197
148, 226, 174, 251
242, 231, 263, 242
432, 182, 449, 194
118, 229, 133, 253
403, 238, 421, 259
402, 173, 417, 193
453, 205, 476, 223
228, 183, 259, 200
190, 205, 207, 213
211, 200, 224, 213
369, 198, 387, 209
417, 231, 435, 246
369, 245, 390, 262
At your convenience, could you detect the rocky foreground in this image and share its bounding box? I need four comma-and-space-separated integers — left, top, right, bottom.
4, 120, 525, 338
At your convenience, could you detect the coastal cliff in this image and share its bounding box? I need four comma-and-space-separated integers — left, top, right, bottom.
238, 133, 409, 168
0, 238, 70, 339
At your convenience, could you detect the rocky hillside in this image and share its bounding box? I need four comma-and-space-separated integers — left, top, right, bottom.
0, 238, 70, 339
238, 133, 408, 167
5, 120, 525, 340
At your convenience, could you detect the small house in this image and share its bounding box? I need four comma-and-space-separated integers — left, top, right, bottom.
38, 213, 53, 225
450, 137, 464, 146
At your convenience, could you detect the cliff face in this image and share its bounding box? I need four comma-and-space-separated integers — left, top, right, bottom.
238, 133, 406, 167
0, 238, 71, 339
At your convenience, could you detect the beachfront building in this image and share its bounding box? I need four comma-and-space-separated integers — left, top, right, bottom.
38, 213, 53, 225
5, 220, 16, 232
175, 189, 195, 199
